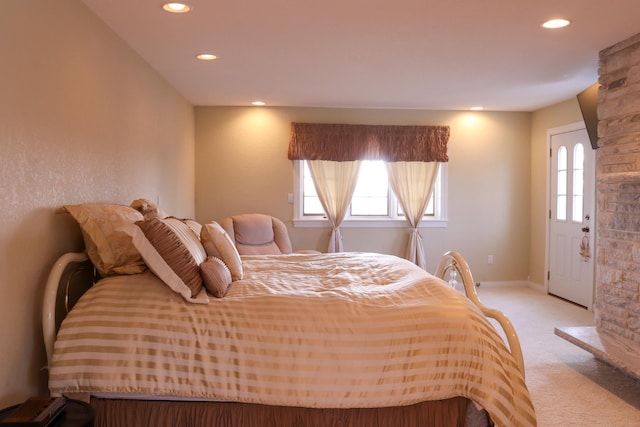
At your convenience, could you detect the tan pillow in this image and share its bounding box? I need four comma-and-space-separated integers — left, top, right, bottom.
200, 256, 232, 298
64, 204, 146, 276
200, 221, 243, 281
132, 217, 209, 304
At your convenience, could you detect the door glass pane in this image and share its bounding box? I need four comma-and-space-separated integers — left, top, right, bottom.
572, 144, 584, 222
556, 146, 567, 221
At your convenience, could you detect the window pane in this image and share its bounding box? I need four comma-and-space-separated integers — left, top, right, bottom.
557, 170, 567, 194
397, 193, 435, 217
302, 162, 324, 215
303, 196, 324, 215
572, 195, 583, 222
573, 172, 583, 195
556, 146, 567, 221
558, 146, 567, 169
350, 161, 388, 216
574, 143, 584, 169
425, 196, 434, 216
572, 143, 585, 222
351, 196, 388, 216
557, 196, 567, 221
303, 179, 318, 196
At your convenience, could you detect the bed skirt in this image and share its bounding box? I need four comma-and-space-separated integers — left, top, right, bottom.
90, 397, 488, 427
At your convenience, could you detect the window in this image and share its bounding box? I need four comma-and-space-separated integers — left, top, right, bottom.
294, 160, 446, 227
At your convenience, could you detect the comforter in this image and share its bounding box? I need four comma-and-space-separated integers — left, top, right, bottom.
49, 252, 536, 426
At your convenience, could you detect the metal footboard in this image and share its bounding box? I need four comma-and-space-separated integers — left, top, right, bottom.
435, 251, 525, 378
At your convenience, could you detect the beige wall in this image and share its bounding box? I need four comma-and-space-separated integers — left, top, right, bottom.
195, 106, 532, 280
529, 99, 584, 287
0, 1, 195, 407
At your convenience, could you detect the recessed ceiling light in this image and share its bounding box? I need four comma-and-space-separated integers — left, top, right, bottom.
162, 3, 191, 13
470, 106, 484, 111
252, 101, 266, 106
542, 18, 570, 29
196, 53, 217, 61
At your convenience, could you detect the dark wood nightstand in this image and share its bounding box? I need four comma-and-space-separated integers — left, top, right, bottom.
0, 399, 95, 427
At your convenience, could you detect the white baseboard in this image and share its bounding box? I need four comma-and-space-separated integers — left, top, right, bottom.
476, 280, 547, 293
476, 280, 530, 288
526, 281, 547, 293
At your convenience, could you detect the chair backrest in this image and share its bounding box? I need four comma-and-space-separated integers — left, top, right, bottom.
220, 213, 293, 255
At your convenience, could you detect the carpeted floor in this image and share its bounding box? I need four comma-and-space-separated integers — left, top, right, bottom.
476, 285, 640, 426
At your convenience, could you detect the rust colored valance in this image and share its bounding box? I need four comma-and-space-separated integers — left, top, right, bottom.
288, 122, 449, 162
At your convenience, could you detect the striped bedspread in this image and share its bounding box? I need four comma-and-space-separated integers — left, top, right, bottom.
49, 252, 536, 426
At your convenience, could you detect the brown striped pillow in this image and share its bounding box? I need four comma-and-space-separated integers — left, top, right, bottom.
200, 256, 232, 298
133, 217, 208, 303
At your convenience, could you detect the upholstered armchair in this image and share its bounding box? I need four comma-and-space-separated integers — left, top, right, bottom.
220, 213, 314, 255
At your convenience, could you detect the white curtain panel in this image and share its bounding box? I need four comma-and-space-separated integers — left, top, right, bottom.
386, 161, 440, 269
308, 160, 361, 252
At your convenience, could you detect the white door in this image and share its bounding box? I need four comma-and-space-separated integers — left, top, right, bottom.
548, 128, 595, 308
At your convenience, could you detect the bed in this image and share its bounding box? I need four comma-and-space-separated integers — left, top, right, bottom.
43, 204, 536, 427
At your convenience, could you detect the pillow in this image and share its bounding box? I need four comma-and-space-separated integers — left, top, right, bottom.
181, 218, 202, 237
64, 204, 146, 276
200, 221, 243, 281
132, 217, 209, 304
130, 198, 167, 220
200, 256, 232, 298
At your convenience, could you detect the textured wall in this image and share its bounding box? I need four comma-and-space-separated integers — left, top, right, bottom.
596, 32, 640, 343
0, 1, 194, 407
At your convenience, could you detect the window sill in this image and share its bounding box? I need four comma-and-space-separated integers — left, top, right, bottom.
293, 218, 448, 228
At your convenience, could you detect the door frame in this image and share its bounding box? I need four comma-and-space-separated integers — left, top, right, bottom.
544, 121, 596, 309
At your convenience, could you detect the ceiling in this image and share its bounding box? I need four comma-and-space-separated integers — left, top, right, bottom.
81, 0, 640, 111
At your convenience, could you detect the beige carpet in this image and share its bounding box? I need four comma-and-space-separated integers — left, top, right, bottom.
475, 285, 640, 426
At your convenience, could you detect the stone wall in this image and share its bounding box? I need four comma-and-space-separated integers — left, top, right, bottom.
596, 32, 640, 344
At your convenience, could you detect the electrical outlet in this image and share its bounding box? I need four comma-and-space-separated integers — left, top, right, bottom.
488, 255, 494, 265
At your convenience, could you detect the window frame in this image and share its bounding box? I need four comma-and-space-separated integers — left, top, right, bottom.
292, 160, 448, 228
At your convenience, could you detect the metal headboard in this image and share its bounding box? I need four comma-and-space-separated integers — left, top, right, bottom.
42, 252, 97, 369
